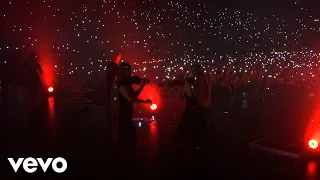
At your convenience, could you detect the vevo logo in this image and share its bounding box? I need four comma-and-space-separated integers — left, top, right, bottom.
8, 157, 67, 173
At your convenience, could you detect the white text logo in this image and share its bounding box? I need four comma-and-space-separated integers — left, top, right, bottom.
8, 157, 67, 173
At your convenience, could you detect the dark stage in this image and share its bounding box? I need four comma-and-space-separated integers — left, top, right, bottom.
0, 87, 318, 180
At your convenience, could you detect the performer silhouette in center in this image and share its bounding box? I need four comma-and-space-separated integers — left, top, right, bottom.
25, 52, 43, 105
165, 64, 211, 149
110, 62, 151, 176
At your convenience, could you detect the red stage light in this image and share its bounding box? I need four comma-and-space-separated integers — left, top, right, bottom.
48, 87, 54, 93
150, 104, 157, 110
309, 139, 318, 149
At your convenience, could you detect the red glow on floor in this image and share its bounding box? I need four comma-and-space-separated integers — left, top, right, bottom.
48, 97, 56, 141
48, 97, 55, 119
304, 104, 320, 150
307, 161, 318, 179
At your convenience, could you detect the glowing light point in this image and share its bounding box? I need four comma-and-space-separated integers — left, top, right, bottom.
309, 139, 318, 149
48, 87, 54, 93
150, 104, 157, 110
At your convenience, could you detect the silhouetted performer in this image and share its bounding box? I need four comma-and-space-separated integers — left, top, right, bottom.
105, 53, 120, 139
166, 64, 211, 149
110, 62, 151, 175
25, 52, 43, 100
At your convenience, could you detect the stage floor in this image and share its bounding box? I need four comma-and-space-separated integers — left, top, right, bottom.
0, 92, 316, 180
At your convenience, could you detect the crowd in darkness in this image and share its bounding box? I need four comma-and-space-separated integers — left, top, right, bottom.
1, 1, 320, 104
1, 49, 318, 105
